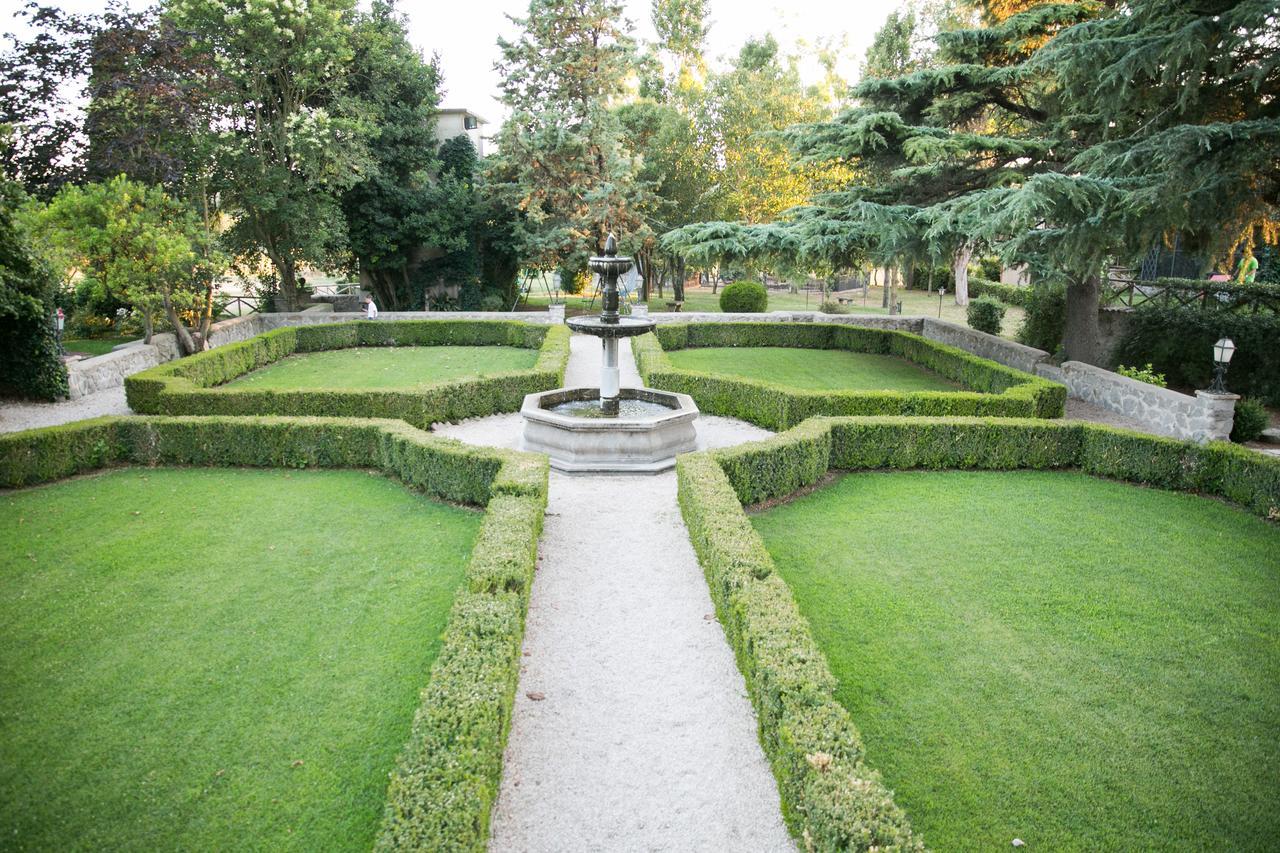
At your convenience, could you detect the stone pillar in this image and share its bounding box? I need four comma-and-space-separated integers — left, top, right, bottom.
1194, 390, 1239, 443
548, 303, 565, 324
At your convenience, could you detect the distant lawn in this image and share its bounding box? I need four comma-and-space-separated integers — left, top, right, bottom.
63, 336, 134, 356
751, 470, 1280, 851
0, 468, 480, 850
519, 285, 1026, 337
665, 346, 961, 392
226, 345, 538, 390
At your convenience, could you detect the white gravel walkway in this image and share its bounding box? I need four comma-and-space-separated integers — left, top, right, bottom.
438, 332, 789, 851
0, 387, 131, 435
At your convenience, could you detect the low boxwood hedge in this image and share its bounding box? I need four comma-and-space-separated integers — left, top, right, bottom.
0, 415, 548, 852
126, 319, 571, 429
968, 276, 1030, 307
678, 416, 1278, 851
678, 452, 924, 851
696, 417, 1274, 845
635, 323, 1065, 430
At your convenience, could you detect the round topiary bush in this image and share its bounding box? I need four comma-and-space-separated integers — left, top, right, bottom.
719, 280, 768, 313
1230, 397, 1269, 443
966, 295, 1007, 335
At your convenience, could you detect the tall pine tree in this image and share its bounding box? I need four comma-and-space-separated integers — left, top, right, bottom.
491, 0, 646, 276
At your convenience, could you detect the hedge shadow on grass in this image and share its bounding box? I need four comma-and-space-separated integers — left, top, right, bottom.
635, 323, 1065, 431
677, 417, 1279, 850
125, 319, 571, 429
0, 415, 548, 852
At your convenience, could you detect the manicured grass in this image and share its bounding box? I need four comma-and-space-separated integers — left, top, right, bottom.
665, 346, 961, 392
751, 470, 1280, 851
0, 468, 481, 850
226, 345, 538, 390
63, 336, 135, 356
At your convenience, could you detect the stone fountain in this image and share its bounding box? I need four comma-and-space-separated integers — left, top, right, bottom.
520, 234, 699, 472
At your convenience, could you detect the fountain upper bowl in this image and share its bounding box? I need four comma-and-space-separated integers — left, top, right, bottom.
565, 315, 656, 338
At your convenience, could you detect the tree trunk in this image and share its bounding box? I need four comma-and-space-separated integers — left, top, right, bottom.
162, 292, 198, 355
143, 310, 153, 344
275, 255, 303, 312
953, 244, 972, 306
887, 265, 898, 314
673, 257, 686, 302
1063, 273, 1105, 365
881, 267, 890, 308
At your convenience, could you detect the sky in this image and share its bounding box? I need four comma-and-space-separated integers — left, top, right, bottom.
0, 0, 907, 126
415, 0, 906, 126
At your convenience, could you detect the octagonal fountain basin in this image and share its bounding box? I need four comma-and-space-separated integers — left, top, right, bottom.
521, 387, 699, 473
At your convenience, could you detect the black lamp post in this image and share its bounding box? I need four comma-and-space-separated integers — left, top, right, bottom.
1208, 336, 1236, 393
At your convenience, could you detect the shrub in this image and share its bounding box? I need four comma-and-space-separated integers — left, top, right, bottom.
969, 277, 1030, 307
1016, 281, 1066, 353
1231, 398, 1269, 443
1113, 306, 1280, 406
1116, 363, 1167, 387
0, 180, 68, 400
635, 323, 1066, 430
819, 300, 849, 314
719, 280, 768, 313
125, 320, 571, 429
966, 295, 1007, 335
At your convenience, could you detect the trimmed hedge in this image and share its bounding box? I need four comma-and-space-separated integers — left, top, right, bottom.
711, 416, 1280, 519
968, 276, 1030, 307
635, 323, 1065, 430
126, 320, 571, 428
678, 415, 1279, 850
0, 416, 549, 852
678, 452, 924, 851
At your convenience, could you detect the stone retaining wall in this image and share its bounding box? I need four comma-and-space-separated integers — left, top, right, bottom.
1036, 361, 1237, 443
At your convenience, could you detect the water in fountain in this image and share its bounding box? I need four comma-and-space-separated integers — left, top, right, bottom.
547, 397, 675, 419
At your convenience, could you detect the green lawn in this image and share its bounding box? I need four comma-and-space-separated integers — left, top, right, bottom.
0, 468, 480, 850
226, 345, 538, 390
63, 336, 135, 356
665, 346, 961, 392
751, 470, 1280, 851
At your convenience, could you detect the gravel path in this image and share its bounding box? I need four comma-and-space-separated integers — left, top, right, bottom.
440, 332, 789, 850
488, 471, 792, 852
0, 387, 131, 435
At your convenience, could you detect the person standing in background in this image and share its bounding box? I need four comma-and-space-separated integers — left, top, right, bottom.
364, 294, 379, 319
1236, 248, 1258, 284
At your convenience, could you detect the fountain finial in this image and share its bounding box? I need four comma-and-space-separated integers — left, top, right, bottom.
604, 233, 618, 256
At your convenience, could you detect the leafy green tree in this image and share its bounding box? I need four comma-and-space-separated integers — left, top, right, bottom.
491, 0, 647, 275
31, 175, 225, 354
0, 175, 66, 399
1, 4, 97, 197
340, 0, 448, 310
704, 35, 846, 226
169, 0, 371, 311
82, 11, 222, 193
